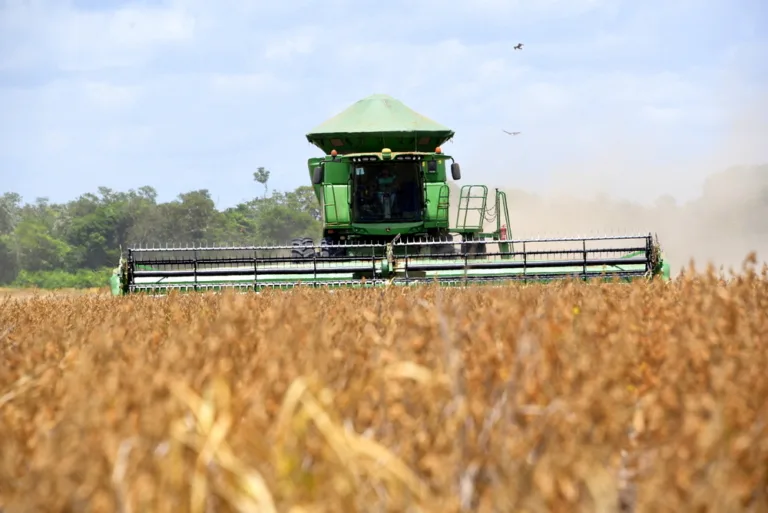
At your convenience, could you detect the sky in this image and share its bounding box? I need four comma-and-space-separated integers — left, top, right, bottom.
0, 0, 766, 210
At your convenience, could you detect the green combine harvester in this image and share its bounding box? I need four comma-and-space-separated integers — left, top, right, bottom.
109, 94, 670, 295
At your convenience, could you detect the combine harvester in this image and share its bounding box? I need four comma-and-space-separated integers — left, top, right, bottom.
109, 94, 670, 295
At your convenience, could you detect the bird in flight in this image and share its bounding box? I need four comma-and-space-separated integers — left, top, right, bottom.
502, 130, 521, 135
514, 43, 524, 50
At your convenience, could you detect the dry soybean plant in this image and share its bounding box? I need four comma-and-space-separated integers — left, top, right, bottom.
1, 260, 767, 512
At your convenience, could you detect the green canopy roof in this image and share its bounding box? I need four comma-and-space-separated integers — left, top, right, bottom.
306, 94, 455, 154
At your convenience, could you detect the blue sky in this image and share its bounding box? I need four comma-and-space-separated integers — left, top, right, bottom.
1, 0, 766, 209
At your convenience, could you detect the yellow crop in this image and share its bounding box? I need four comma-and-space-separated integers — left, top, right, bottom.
1, 262, 767, 512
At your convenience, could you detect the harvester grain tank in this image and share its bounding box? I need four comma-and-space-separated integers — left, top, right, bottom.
110, 94, 670, 295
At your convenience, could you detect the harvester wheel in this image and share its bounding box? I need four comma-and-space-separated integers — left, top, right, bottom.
290, 237, 315, 260
319, 237, 346, 258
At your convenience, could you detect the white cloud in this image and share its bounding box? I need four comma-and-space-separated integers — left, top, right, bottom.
82, 81, 141, 109
263, 28, 318, 61
0, 0, 196, 71
640, 105, 685, 123
410, 0, 611, 20
99, 124, 157, 152
41, 130, 71, 153
0, 0, 765, 210
209, 73, 287, 94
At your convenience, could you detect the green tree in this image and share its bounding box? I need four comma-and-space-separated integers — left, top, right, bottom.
284, 185, 321, 221
0, 193, 22, 284
0, 192, 22, 235
242, 188, 321, 244
3, 162, 768, 289
0, 235, 19, 284
252, 200, 320, 244
220, 203, 260, 245
254, 167, 270, 199
153, 189, 229, 246
14, 217, 71, 272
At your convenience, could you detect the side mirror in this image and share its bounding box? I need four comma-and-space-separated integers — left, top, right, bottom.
312, 165, 324, 185
451, 162, 461, 180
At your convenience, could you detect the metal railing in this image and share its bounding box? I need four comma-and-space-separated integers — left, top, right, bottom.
121, 233, 659, 293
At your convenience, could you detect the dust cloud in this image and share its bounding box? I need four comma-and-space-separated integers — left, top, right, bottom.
448, 92, 768, 277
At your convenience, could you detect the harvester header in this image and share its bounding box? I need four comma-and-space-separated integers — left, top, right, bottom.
110, 94, 670, 295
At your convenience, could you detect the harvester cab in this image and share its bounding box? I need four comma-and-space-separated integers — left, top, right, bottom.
110, 94, 670, 295
306, 146, 462, 250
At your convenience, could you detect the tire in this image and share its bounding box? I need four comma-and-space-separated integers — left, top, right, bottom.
319, 237, 346, 258
290, 237, 315, 260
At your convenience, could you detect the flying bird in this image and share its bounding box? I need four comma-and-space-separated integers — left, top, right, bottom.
502, 130, 521, 135
514, 43, 524, 50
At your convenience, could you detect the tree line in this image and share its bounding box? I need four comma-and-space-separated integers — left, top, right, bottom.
0, 168, 322, 288
1, 164, 766, 288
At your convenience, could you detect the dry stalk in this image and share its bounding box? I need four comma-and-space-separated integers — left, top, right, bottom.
0, 268, 766, 512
